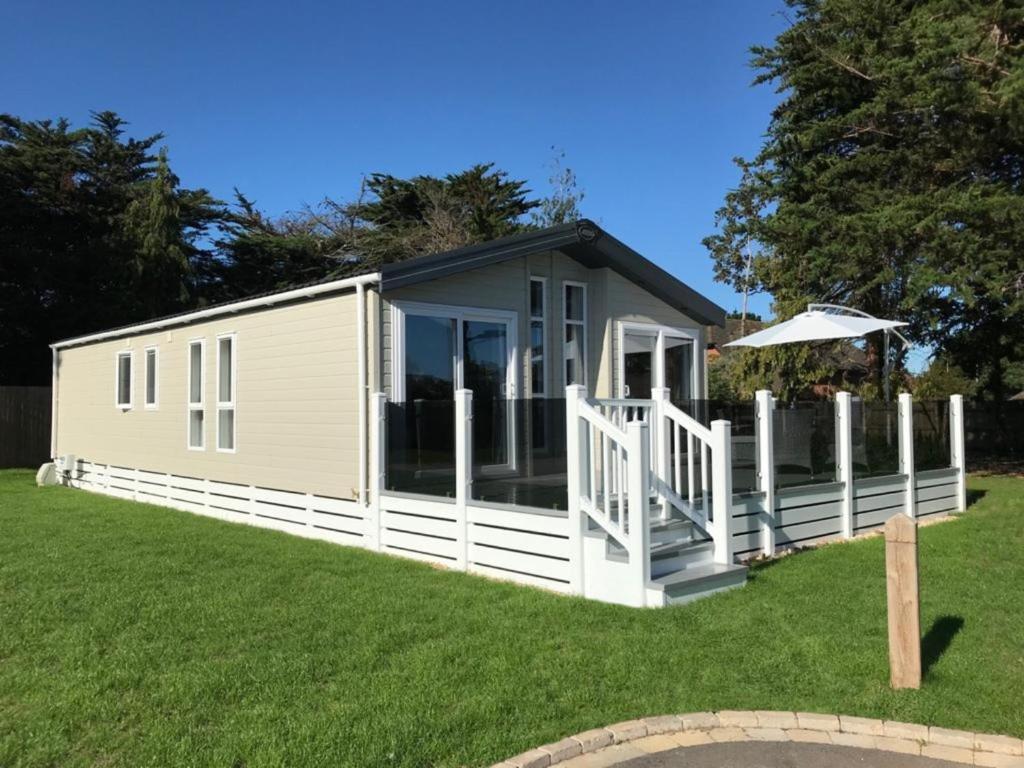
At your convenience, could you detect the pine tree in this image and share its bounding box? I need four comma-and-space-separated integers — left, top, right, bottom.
704, 0, 1024, 396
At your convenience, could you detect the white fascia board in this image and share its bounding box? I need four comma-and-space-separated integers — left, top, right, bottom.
51, 273, 381, 350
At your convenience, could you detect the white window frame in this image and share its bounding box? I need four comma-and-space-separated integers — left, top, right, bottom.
144, 346, 159, 410
390, 300, 519, 474
562, 280, 588, 389
616, 321, 701, 400
216, 333, 237, 453
187, 338, 206, 451
529, 276, 547, 397
389, 300, 519, 404
114, 350, 134, 410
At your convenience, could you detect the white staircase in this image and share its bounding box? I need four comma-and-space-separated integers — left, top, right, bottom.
567, 386, 747, 608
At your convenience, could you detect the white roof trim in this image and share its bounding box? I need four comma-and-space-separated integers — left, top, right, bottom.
52, 272, 381, 350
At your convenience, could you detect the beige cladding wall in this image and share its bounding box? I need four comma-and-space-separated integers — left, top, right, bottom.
379, 252, 706, 400
55, 291, 365, 499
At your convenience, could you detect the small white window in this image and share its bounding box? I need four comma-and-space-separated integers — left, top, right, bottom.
188, 339, 205, 450
216, 334, 236, 452
563, 282, 587, 387
115, 351, 133, 409
529, 277, 547, 396
144, 347, 159, 409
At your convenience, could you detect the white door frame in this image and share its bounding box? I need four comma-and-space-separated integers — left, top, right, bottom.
617, 321, 700, 400
390, 300, 519, 471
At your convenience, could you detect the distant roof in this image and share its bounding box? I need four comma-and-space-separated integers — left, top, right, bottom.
54, 219, 724, 348
379, 219, 725, 326
707, 317, 766, 348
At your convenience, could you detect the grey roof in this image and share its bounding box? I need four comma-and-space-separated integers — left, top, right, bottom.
379, 219, 726, 327
52, 219, 724, 346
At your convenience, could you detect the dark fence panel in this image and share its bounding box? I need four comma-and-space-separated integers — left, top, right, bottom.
851, 400, 901, 479
772, 401, 836, 489
385, 399, 456, 498
914, 400, 952, 472
472, 398, 568, 510
962, 400, 1024, 464
0, 386, 51, 468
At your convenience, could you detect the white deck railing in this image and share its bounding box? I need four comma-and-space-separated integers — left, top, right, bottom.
566, 385, 736, 600
366, 387, 967, 607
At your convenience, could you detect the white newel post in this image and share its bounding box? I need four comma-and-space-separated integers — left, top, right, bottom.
455, 389, 473, 570
367, 393, 386, 551
950, 394, 967, 512
754, 390, 776, 556
898, 392, 916, 518
835, 391, 855, 539
710, 419, 734, 565
651, 387, 670, 519
564, 385, 587, 595
626, 419, 652, 605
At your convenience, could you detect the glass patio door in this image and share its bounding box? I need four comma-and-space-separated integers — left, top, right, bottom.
622, 329, 656, 399
620, 324, 697, 404
663, 334, 695, 407
462, 317, 513, 470
398, 303, 517, 474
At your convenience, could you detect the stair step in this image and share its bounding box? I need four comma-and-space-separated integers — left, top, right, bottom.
650, 537, 711, 558
650, 562, 748, 605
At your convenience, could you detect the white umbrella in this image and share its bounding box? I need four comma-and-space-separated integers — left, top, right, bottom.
724, 304, 911, 399
725, 311, 907, 347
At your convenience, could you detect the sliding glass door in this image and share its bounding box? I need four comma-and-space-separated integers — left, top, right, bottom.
463, 318, 511, 468
396, 302, 517, 473
622, 329, 656, 399
620, 323, 697, 406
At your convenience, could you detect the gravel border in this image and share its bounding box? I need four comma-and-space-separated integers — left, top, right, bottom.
492, 712, 1024, 767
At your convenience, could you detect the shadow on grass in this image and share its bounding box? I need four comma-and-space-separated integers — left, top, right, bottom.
922, 615, 964, 679
966, 488, 987, 508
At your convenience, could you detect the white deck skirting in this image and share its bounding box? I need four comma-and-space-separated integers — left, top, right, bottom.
730, 467, 961, 559
65, 460, 575, 595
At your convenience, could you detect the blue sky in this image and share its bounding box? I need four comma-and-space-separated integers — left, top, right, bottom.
4, 0, 790, 320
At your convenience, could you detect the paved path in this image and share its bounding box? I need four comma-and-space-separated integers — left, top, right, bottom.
615, 742, 963, 767
494, 712, 1024, 767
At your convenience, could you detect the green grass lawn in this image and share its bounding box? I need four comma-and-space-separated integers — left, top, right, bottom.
1, 470, 1022, 767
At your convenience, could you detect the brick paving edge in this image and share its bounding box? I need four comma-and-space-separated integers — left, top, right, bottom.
492, 711, 1024, 768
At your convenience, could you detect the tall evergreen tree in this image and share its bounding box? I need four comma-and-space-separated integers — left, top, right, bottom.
350, 163, 539, 266
0, 112, 222, 384
209, 163, 542, 302
704, 0, 1024, 397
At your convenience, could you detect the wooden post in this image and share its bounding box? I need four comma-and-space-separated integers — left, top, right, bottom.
710, 419, 734, 565
950, 394, 967, 513
755, 390, 776, 556
367, 392, 387, 551
898, 392, 916, 519
565, 385, 587, 595
626, 419, 652, 606
454, 388, 473, 570
885, 514, 921, 689
835, 392, 855, 539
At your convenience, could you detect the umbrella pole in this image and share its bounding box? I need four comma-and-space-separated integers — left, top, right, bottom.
883, 330, 892, 402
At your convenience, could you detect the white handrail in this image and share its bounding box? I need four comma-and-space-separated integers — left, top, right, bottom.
662, 399, 713, 444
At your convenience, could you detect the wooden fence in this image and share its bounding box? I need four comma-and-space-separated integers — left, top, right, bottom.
0, 386, 52, 468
